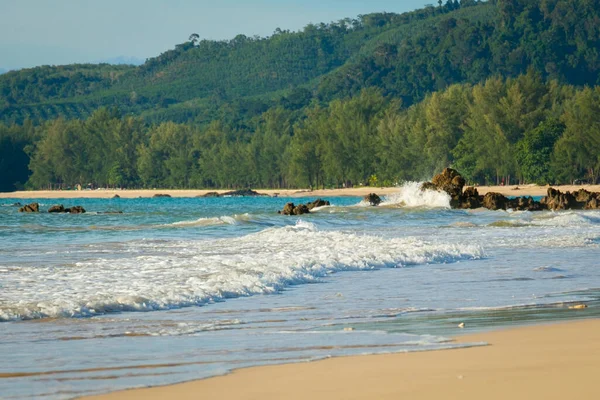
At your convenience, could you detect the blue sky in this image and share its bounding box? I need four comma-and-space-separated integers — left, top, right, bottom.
0, 0, 432, 70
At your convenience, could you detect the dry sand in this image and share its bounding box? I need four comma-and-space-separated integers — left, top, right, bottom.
3, 184, 600, 199
83, 318, 600, 400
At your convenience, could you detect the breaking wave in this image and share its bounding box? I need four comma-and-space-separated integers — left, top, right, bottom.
0, 221, 483, 321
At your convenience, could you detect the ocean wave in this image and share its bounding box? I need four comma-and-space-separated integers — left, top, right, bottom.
380, 182, 451, 209
167, 213, 251, 227
0, 221, 483, 321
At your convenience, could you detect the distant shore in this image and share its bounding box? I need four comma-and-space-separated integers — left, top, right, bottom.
2, 184, 600, 199
83, 318, 600, 400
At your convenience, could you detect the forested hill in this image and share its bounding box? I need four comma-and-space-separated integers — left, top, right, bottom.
2, 0, 600, 192
2, 0, 600, 126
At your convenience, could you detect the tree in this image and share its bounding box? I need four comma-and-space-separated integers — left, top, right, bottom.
515, 119, 564, 184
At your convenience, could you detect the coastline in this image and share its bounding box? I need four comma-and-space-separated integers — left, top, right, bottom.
82, 318, 600, 400
2, 184, 600, 199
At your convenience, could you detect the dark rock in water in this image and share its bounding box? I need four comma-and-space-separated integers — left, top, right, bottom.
363, 193, 382, 206
307, 199, 330, 210
99, 211, 124, 214
11, 202, 22, 207
201, 192, 221, 198
293, 204, 310, 215
459, 187, 482, 209
423, 168, 467, 208
153, 194, 171, 198
280, 201, 313, 215
67, 206, 86, 214
18, 202, 39, 213
506, 196, 544, 211
282, 202, 296, 215
221, 189, 267, 197
431, 168, 465, 199
541, 187, 600, 210
482, 192, 508, 211
112, 194, 120, 199
48, 204, 66, 213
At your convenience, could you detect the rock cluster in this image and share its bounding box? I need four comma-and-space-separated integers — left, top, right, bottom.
201, 189, 268, 197
542, 188, 600, 210
19, 203, 86, 213
420, 168, 541, 211
47, 204, 86, 213
279, 199, 330, 215
153, 194, 171, 198
18, 202, 39, 212
421, 168, 600, 211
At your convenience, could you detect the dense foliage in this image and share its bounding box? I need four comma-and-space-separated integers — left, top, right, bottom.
3, 72, 599, 191
1, 0, 600, 191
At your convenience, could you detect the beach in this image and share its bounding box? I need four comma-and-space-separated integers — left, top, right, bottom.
2, 183, 600, 199
83, 319, 600, 400
2, 187, 600, 399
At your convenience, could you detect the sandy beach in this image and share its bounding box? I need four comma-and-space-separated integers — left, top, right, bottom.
2, 184, 600, 199
82, 318, 600, 400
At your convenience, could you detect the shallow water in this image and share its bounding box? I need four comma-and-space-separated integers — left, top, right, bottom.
1, 185, 599, 399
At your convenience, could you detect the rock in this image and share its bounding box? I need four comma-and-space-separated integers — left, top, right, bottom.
424, 168, 467, 208
459, 187, 482, 209
280, 200, 323, 215
18, 202, 39, 213
306, 199, 330, 210
48, 204, 66, 213
293, 204, 310, 215
153, 194, 171, 198
282, 202, 296, 215
431, 168, 466, 199
112, 194, 120, 199
363, 193, 382, 206
587, 197, 599, 210
221, 189, 267, 197
11, 202, 22, 207
67, 206, 86, 214
507, 196, 544, 212
482, 192, 508, 211
542, 188, 583, 211
201, 192, 221, 198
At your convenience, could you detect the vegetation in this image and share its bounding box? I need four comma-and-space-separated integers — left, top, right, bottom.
1, 0, 600, 191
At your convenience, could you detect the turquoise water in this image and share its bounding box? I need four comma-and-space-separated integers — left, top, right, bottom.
1, 186, 599, 399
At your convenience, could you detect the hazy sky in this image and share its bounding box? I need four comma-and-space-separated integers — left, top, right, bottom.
0, 0, 431, 70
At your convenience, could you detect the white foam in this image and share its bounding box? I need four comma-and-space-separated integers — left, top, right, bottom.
381, 182, 451, 208
0, 221, 483, 321
168, 213, 250, 227
530, 212, 600, 227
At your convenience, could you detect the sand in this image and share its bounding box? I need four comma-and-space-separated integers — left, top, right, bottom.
2, 184, 600, 199
82, 318, 600, 400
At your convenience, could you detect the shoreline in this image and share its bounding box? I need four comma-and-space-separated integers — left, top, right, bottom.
82, 318, 600, 400
2, 184, 600, 199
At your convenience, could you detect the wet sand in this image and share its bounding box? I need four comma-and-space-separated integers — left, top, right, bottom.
2, 184, 600, 199
83, 318, 600, 400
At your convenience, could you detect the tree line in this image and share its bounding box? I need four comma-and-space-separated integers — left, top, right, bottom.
2, 71, 599, 192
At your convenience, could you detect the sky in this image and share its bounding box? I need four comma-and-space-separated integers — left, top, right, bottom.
0, 0, 432, 70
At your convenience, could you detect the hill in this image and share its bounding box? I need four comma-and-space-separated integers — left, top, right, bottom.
2, 0, 600, 127
2, 0, 600, 192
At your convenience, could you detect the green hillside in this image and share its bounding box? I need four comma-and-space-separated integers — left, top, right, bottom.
2, 0, 600, 191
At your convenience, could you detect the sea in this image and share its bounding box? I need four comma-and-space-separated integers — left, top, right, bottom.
1, 183, 599, 399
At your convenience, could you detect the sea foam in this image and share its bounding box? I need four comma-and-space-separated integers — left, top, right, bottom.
0, 221, 483, 321
381, 182, 451, 208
